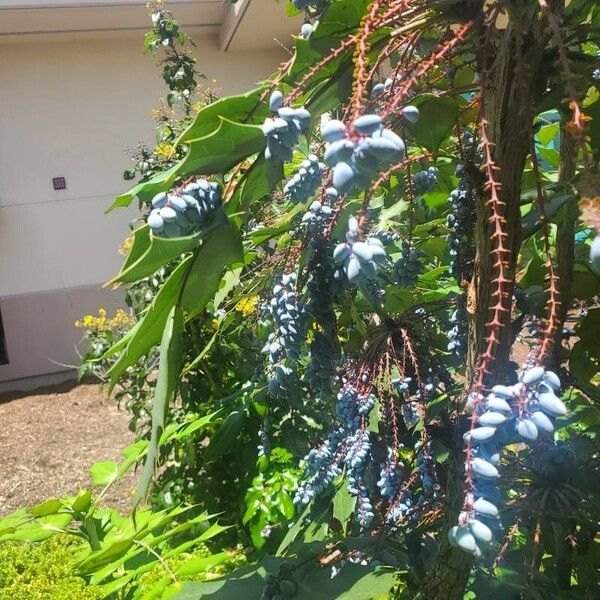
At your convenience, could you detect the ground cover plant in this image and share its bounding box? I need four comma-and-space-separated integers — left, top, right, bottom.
2, 0, 600, 598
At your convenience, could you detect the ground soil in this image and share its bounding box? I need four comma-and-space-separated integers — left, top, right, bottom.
0, 380, 136, 516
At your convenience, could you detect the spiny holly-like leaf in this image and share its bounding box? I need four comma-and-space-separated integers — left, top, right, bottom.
107, 256, 191, 390
405, 94, 460, 152
133, 304, 184, 508
227, 156, 284, 222
110, 231, 200, 285
180, 221, 243, 319
176, 118, 265, 178
108, 118, 265, 211
332, 484, 356, 534
296, 564, 396, 599
177, 87, 268, 144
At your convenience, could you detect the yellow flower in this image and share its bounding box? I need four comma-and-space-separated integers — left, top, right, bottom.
154, 143, 175, 160
118, 235, 134, 256
75, 308, 134, 332
234, 295, 260, 317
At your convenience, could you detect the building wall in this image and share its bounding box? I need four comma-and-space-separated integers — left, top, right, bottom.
0, 32, 284, 388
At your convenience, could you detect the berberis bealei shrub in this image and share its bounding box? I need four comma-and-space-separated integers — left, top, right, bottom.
3, 1, 600, 599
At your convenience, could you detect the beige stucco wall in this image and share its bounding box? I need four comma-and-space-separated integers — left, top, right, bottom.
0, 32, 285, 387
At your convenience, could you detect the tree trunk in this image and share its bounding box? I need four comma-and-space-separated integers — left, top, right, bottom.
551, 131, 578, 367
419, 8, 550, 599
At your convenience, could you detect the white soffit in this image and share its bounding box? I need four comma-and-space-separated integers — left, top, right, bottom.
0, 0, 226, 38
219, 0, 302, 51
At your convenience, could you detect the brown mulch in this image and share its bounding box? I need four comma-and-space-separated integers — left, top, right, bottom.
0, 381, 136, 516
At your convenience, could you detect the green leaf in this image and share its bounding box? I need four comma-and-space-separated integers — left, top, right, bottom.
133, 304, 184, 507
108, 118, 265, 211
571, 262, 600, 299
536, 123, 560, 146
570, 309, 600, 391
30, 498, 63, 517
205, 410, 246, 462
108, 161, 181, 212
181, 222, 243, 319
89, 460, 120, 487
176, 552, 230, 577
4, 514, 73, 542
250, 514, 269, 549
537, 146, 560, 168
107, 256, 192, 390
228, 157, 284, 222
296, 564, 395, 599
171, 411, 221, 442
119, 225, 151, 273
521, 193, 576, 239
313, 0, 369, 38
177, 88, 268, 144
214, 266, 243, 309
277, 491, 295, 520
405, 94, 460, 152
585, 93, 600, 157
79, 539, 135, 573
110, 232, 200, 285
368, 396, 381, 433
384, 286, 415, 314
71, 490, 93, 513
276, 502, 311, 556
332, 484, 356, 534
171, 557, 286, 600
0, 509, 29, 539
249, 202, 305, 244
176, 118, 265, 178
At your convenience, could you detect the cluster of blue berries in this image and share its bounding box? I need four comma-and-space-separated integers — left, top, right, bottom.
393, 241, 424, 287
147, 179, 222, 238
295, 383, 376, 528
333, 216, 387, 283
415, 441, 437, 500
393, 377, 420, 428
452, 366, 567, 557
294, 436, 340, 506
321, 114, 407, 194
381, 442, 438, 524
284, 154, 325, 203
262, 273, 309, 396
305, 234, 340, 397
300, 187, 337, 240
371, 228, 400, 244
446, 163, 477, 281
377, 447, 404, 501
301, 198, 333, 233
292, 0, 329, 13
306, 243, 338, 329
306, 329, 338, 397
378, 448, 411, 523
338, 386, 375, 528
412, 166, 439, 196
447, 295, 467, 357
263, 91, 311, 162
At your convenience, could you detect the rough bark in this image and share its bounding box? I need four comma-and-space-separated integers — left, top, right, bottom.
419, 8, 551, 600
551, 131, 578, 368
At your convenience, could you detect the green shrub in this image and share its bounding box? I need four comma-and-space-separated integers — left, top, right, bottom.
0, 536, 101, 600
